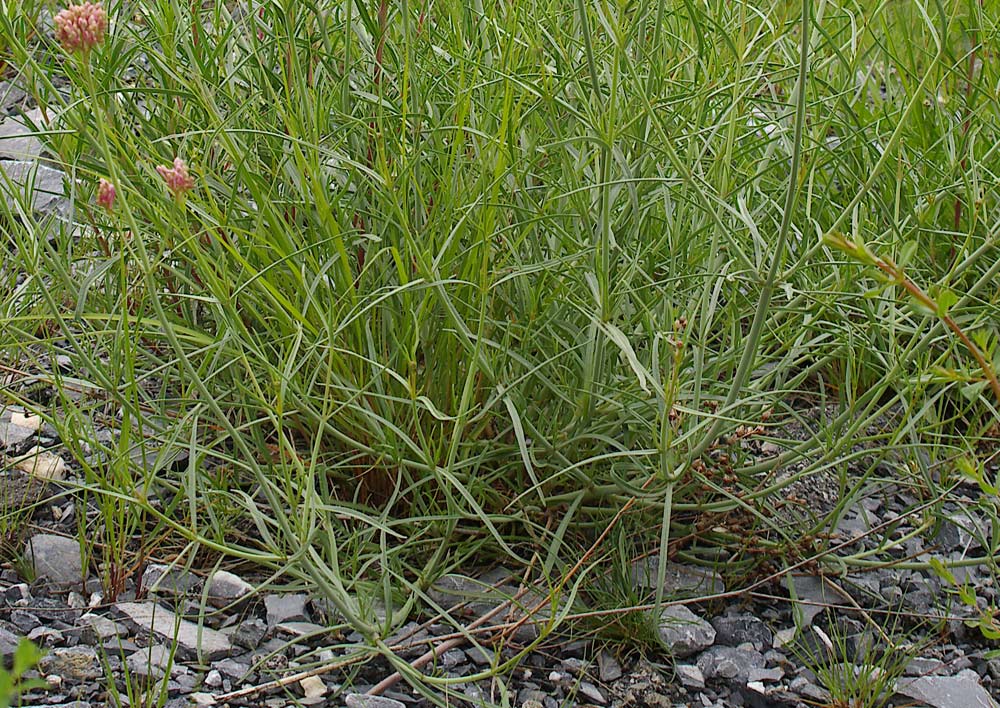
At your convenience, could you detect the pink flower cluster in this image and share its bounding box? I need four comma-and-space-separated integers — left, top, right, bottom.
96, 178, 115, 210
54, 2, 107, 55
156, 158, 195, 199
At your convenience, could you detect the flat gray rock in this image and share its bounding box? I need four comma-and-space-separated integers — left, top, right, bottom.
0, 108, 45, 160
427, 573, 502, 615
344, 695, 406, 708
142, 563, 202, 597
630, 558, 725, 596
579, 681, 606, 705
783, 574, 839, 626
896, 669, 999, 708
205, 569, 253, 607
749, 666, 784, 682
213, 657, 253, 681
0, 420, 35, 448
126, 644, 185, 679
0, 625, 20, 661
0, 160, 70, 218
77, 612, 126, 643
936, 509, 992, 551
228, 617, 267, 650
598, 650, 622, 682
427, 572, 549, 641
113, 601, 231, 660
674, 664, 705, 689
264, 593, 309, 626
696, 645, 765, 682
0, 81, 29, 115
657, 605, 716, 657
25, 533, 83, 585
711, 613, 773, 650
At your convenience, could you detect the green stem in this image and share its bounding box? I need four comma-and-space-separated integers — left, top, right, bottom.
687, 0, 812, 464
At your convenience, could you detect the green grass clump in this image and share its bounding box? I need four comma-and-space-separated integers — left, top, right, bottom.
1, 0, 999, 697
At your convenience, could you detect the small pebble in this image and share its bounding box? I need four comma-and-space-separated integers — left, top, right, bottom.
579, 681, 606, 705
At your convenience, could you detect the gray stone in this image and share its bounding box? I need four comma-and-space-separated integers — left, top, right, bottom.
27, 625, 63, 645
598, 650, 622, 682
142, 563, 202, 597
560, 638, 588, 658
38, 646, 101, 681
0, 81, 29, 115
77, 613, 126, 643
711, 614, 773, 650
213, 657, 253, 681
789, 676, 831, 702
113, 601, 231, 660
386, 621, 431, 658
264, 593, 309, 626
936, 510, 992, 552
203, 668, 223, 687
896, 669, 999, 708
439, 649, 465, 668
835, 506, 876, 539
748, 667, 784, 682
25, 533, 83, 585
27, 596, 82, 624
0, 420, 35, 448
9, 609, 40, 632
696, 645, 765, 682
519, 688, 548, 705
205, 569, 254, 607
0, 625, 22, 660
428, 573, 505, 616
4, 583, 30, 602
674, 664, 705, 689
228, 617, 267, 650
126, 644, 184, 680
630, 558, 725, 596
466, 645, 495, 666
579, 681, 606, 705
783, 574, 838, 626
657, 605, 716, 657
344, 695, 406, 708
428, 572, 548, 641
0, 160, 70, 218
101, 638, 139, 659
0, 108, 46, 160
903, 656, 948, 676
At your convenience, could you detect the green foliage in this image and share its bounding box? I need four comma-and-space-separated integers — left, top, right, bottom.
0, 0, 998, 699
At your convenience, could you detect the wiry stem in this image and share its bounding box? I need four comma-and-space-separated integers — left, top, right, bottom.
825, 232, 1000, 406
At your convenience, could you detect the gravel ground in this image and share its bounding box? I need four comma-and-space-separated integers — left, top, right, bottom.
3, 386, 1000, 708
